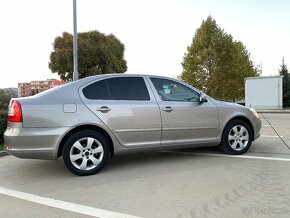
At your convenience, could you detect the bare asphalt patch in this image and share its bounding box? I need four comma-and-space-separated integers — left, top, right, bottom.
261, 113, 290, 151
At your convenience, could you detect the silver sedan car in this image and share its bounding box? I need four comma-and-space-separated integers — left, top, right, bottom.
4, 74, 261, 176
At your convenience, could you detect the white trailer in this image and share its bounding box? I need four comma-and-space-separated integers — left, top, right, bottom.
245, 76, 283, 109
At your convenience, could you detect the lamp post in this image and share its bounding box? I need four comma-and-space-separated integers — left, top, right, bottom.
73, 0, 78, 81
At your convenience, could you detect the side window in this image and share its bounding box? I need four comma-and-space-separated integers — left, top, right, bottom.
83, 77, 150, 101
106, 77, 150, 100
150, 78, 199, 102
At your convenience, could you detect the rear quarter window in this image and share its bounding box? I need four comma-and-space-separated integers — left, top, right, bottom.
83, 79, 109, 100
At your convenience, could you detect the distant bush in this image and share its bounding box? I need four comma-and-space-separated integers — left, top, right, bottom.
0, 111, 7, 144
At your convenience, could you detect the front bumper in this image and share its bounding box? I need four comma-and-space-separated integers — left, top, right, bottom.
252, 117, 262, 141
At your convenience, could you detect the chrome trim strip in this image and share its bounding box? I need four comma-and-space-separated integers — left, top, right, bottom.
114, 126, 217, 133
8, 148, 54, 152
162, 126, 217, 131
114, 128, 161, 133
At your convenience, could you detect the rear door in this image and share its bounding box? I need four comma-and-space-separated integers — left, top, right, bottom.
149, 77, 219, 145
80, 76, 161, 148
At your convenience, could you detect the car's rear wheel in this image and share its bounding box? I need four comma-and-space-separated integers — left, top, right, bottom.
220, 120, 253, 155
62, 130, 110, 176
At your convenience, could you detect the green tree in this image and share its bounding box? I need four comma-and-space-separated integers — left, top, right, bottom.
279, 58, 290, 107
0, 89, 11, 144
180, 16, 258, 100
0, 89, 10, 111
49, 31, 127, 81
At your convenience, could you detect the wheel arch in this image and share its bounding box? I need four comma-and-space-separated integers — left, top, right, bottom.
57, 125, 114, 158
225, 116, 254, 140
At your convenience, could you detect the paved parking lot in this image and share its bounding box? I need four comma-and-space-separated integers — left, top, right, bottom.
1, 113, 290, 218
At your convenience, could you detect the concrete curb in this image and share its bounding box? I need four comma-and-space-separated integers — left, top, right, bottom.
0, 151, 8, 157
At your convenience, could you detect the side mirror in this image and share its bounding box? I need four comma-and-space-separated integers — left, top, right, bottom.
199, 92, 208, 102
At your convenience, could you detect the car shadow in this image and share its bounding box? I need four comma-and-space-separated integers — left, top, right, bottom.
0, 146, 249, 195
2, 146, 229, 181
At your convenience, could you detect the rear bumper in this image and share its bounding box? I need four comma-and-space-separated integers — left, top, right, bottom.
4, 123, 69, 160
4, 146, 56, 160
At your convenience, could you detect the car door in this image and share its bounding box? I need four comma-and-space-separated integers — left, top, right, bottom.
80, 76, 161, 148
149, 77, 219, 146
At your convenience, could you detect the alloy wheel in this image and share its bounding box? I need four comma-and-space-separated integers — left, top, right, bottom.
69, 137, 104, 171
228, 125, 249, 151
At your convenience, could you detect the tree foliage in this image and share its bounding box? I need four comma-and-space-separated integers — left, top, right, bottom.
0, 89, 10, 110
0, 111, 6, 144
279, 58, 290, 107
49, 31, 127, 81
0, 89, 11, 144
180, 16, 259, 100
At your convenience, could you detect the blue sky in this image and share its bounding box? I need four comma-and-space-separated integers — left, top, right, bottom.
0, 0, 289, 88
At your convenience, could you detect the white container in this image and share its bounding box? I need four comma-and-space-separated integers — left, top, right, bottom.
245, 76, 283, 109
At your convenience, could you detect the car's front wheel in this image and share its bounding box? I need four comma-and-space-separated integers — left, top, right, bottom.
220, 120, 253, 155
62, 130, 110, 176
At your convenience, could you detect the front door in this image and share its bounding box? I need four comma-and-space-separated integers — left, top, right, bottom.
149, 77, 219, 146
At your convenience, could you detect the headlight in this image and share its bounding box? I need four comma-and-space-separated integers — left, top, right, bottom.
250, 108, 259, 118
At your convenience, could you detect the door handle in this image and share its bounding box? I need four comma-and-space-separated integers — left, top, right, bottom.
96, 106, 111, 113
162, 106, 173, 112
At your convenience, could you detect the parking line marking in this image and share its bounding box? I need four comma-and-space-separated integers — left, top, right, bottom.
260, 135, 282, 138
0, 187, 140, 218
162, 151, 290, 162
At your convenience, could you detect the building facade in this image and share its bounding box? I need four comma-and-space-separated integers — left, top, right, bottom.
18, 79, 64, 97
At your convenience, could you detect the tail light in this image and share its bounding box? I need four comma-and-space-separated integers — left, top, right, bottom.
8, 100, 22, 122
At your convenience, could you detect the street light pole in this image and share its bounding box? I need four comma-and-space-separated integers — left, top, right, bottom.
73, 0, 78, 81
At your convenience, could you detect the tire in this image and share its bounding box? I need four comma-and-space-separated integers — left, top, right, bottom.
62, 130, 110, 176
220, 120, 253, 155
